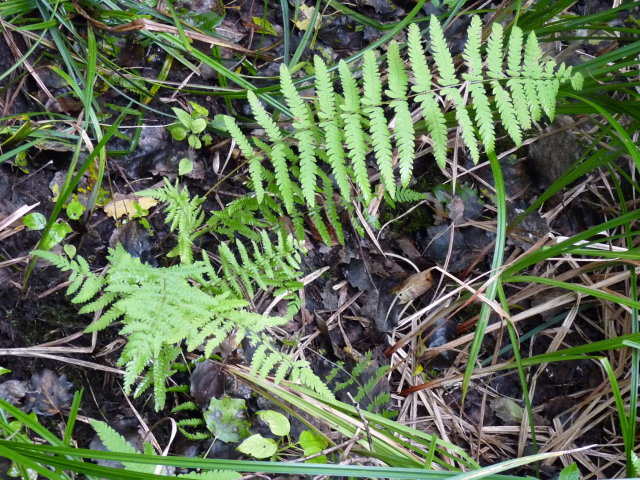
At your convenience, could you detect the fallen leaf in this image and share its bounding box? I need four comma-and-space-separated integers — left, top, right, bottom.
391, 270, 433, 304
294, 4, 318, 31
490, 397, 523, 424
102, 195, 157, 220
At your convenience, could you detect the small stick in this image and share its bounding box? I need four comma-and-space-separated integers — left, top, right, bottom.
347, 393, 373, 451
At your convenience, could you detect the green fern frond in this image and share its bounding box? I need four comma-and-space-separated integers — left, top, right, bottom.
314, 55, 351, 201
222, 115, 265, 203
339, 60, 371, 204
220, 17, 582, 242
280, 64, 318, 208
139, 181, 204, 264
522, 31, 543, 121
463, 16, 495, 152
386, 41, 415, 187
486, 22, 504, 79
407, 23, 432, 91
407, 24, 448, 168
444, 87, 480, 162
248, 94, 295, 214
491, 81, 522, 145
506, 25, 524, 77
429, 14, 456, 86
363, 50, 395, 198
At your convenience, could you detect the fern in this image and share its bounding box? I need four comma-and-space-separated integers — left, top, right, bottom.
247, 91, 295, 214
34, 186, 331, 410
386, 41, 415, 187
339, 60, 372, 204
280, 64, 318, 208
138, 180, 204, 264
315, 55, 351, 201
362, 50, 395, 198
224, 15, 583, 243
327, 351, 392, 415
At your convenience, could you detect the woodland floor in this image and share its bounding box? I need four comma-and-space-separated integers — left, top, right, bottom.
0, 1, 638, 479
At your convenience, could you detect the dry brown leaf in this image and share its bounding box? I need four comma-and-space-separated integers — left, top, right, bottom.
391, 270, 433, 304
102, 195, 157, 220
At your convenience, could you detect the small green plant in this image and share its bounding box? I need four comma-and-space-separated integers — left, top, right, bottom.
326, 351, 394, 418
169, 102, 213, 149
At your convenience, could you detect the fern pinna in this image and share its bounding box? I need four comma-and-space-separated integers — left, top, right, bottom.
33, 185, 331, 410
224, 15, 583, 238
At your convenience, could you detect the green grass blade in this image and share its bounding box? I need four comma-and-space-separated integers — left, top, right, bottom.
462, 150, 507, 399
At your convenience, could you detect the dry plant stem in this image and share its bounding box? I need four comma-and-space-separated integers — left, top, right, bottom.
346, 393, 373, 451
70, 1, 271, 58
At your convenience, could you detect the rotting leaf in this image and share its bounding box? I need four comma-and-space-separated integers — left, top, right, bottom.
103, 195, 158, 220
203, 396, 250, 443
294, 4, 318, 31
391, 270, 433, 304
23, 369, 73, 416
489, 397, 523, 424
190, 360, 225, 409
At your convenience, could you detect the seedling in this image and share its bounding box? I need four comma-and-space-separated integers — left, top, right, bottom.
168, 101, 213, 149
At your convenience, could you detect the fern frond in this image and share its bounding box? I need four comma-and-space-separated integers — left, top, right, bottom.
522, 31, 543, 121
429, 14, 456, 87
386, 41, 414, 187
407, 23, 448, 167
280, 64, 318, 208
386, 41, 409, 100
248, 94, 295, 214
506, 25, 524, 77
407, 23, 432, 91
443, 87, 480, 162
338, 60, 371, 204
139, 181, 204, 264
504, 27, 532, 128
462, 16, 484, 79
486, 22, 504, 79
463, 16, 494, 152
491, 81, 522, 146
223, 115, 265, 203
314, 55, 350, 201
362, 50, 394, 198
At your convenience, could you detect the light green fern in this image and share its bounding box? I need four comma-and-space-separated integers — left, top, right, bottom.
33, 186, 331, 411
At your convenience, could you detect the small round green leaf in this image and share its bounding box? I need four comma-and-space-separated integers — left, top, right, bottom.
257, 410, 290, 437
191, 118, 207, 134
188, 135, 202, 149
63, 244, 76, 259
22, 212, 46, 230
170, 126, 188, 141
66, 200, 85, 220
178, 158, 194, 176
236, 434, 277, 459
172, 107, 193, 128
